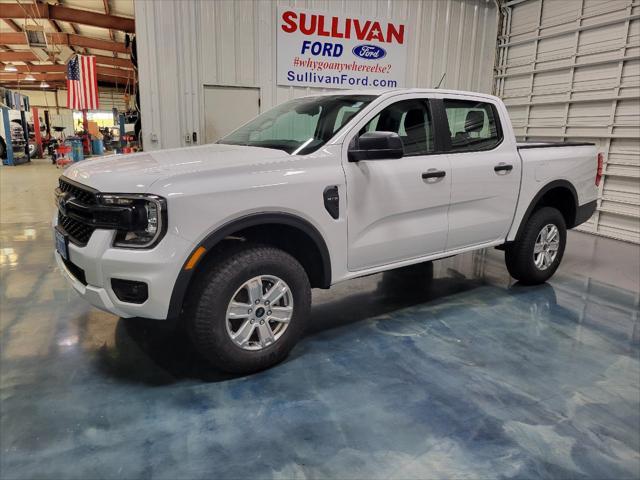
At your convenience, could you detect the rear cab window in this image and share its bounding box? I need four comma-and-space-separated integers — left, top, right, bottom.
443, 99, 502, 152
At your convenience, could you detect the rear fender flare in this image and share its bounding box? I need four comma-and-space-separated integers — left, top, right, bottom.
512, 180, 578, 241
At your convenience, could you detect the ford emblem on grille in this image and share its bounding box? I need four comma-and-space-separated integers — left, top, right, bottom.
55, 190, 72, 216
352, 44, 387, 60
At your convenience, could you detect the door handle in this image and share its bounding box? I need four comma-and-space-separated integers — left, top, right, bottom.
494, 163, 513, 174
422, 169, 446, 183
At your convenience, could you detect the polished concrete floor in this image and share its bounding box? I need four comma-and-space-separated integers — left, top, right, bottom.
1, 160, 639, 479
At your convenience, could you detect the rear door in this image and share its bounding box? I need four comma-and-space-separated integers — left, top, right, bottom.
438, 97, 521, 250
342, 95, 451, 270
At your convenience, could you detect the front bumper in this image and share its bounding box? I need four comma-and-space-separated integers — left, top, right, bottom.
53, 216, 195, 319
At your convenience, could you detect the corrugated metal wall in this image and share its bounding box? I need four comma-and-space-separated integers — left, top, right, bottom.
495, 0, 640, 244
134, 0, 499, 151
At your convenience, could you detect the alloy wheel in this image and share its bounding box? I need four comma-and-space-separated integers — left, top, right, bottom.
225, 275, 294, 351
533, 224, 560, 271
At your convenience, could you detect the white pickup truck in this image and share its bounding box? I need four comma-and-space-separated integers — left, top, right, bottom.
54, 88, 599, 373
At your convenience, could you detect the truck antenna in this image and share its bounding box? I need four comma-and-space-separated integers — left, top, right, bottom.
435, 72, 446, 89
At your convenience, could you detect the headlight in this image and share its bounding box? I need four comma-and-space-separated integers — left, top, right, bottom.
97, 194, 167, 248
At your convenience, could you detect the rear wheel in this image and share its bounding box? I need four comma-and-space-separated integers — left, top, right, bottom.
186, 245, 311, 374
505, 207, 566, 285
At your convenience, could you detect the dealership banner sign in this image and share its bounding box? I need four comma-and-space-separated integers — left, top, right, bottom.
277, 7, 407, 89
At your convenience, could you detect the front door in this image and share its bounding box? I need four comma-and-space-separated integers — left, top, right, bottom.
343, 97, 451, 271
441, 98, 521, 250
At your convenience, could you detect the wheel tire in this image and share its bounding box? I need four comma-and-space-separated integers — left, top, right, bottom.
505, 207, 567, 285
186, 245, 311, 374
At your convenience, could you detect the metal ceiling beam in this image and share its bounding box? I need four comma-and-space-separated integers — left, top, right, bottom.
7, 64, 133, 78
0, 51, 132, 68
0, 51, 36, 62
2, 19, 22, 32
0, 71, 131, 83
0, 32, 127, 53
1, 21, 22, 61
69, 33, 126, 53
103, 0, 116, 43
48, 20, 63, 33
91, 54, 132, 69
0, 3, 135, 33
0, 21, 23, 64
57, 0, 89, 56
0, 79, 125, 89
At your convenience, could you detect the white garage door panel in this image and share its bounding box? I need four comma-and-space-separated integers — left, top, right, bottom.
495, 0, 640, 244
622, 59, 640, 82
607, 167, 640, 179
569, 102, 611, 124
533, 70, 572, 90
537, 34, 574, 57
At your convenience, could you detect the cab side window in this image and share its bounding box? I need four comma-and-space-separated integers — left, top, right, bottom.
443, 99, 502, 152
359, 99, 434, 156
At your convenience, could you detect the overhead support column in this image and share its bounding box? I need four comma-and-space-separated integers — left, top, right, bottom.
20, 109, 30, 163
1, 106, 15, 166
32, 107, 42, 158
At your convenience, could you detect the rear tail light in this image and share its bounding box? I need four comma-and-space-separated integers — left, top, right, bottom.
596, 152, 604, 186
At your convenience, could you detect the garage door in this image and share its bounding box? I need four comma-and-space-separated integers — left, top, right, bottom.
494, 0, 640, 244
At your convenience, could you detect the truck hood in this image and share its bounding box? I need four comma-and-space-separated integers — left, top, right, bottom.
63, 143, 291, 192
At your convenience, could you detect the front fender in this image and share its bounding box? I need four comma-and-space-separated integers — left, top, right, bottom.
165, 211, 332, 320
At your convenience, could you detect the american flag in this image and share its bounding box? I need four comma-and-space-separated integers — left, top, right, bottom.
66, 55, 99, 110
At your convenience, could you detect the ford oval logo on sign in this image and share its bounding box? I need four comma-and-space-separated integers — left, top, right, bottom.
352, 44, 387, 60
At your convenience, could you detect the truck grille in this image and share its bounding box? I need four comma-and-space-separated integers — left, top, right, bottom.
56, 178, 98, 246
58, 178, 97, 205
58, 212, 95, 246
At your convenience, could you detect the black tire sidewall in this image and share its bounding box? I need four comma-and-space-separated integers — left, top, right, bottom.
507, 207, 567, 284
187, 246, 310, 373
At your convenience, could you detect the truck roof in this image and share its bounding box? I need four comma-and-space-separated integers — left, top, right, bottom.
304, 88, 501, 102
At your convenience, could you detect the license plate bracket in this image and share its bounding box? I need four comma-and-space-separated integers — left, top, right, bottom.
55, 227, 69, 261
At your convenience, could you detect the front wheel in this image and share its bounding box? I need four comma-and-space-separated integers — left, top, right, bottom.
505, 207, 567, 285
186, 245, 311, 374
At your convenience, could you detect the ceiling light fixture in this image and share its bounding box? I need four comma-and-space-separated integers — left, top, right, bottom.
3, 63, 18, 72
40, 81, 50, 89
24, 73, 36, 81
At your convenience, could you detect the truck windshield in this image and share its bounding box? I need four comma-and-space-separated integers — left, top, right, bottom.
218, 95, 376, 155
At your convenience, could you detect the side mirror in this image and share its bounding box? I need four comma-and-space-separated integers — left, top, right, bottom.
348, 131, 404, 162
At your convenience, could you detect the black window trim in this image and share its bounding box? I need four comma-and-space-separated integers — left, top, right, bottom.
434, 98, 505, 154
354, 97, 449, 158
399, 98, 439, 158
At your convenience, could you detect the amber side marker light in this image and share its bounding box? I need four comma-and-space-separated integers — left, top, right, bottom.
185, 246, 206, 270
